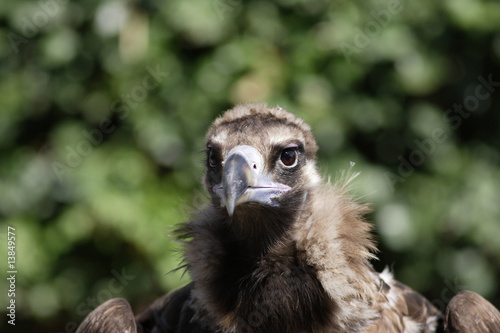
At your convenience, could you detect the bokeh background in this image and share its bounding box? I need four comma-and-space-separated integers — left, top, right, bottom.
1, 0, 500, 331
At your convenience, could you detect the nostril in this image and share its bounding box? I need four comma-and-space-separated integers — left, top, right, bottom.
253, 164, 257, 169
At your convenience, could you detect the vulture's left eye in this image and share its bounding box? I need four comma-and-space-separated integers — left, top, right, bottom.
280, 147, 298, 167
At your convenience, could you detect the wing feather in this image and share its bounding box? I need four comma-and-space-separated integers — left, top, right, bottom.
365, 270, 443, 333
445, 290, 500, 333
76, 298, 137, 333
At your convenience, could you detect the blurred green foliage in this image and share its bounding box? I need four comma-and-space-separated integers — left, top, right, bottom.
1, 0, 500, 331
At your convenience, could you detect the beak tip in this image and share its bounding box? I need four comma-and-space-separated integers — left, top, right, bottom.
226, 205, 235, 217
225, 197, 236, 217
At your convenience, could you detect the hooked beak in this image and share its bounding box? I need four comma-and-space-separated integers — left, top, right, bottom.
213, 145, 291, 216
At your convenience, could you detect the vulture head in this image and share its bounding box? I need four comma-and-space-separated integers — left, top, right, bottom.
202, 103, 321, 245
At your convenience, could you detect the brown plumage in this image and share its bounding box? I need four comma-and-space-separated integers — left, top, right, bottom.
444, 291, 500, 332
76, 298, 136, 333
76, 103, 500, 333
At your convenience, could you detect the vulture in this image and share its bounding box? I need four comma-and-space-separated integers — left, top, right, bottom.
76, 103, 500, 333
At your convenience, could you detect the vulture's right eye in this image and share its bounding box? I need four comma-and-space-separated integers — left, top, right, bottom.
208, 148, 219, 168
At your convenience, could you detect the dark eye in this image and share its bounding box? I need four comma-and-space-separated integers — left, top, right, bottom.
208, 148, 219, 168
280, 148, 297, 167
